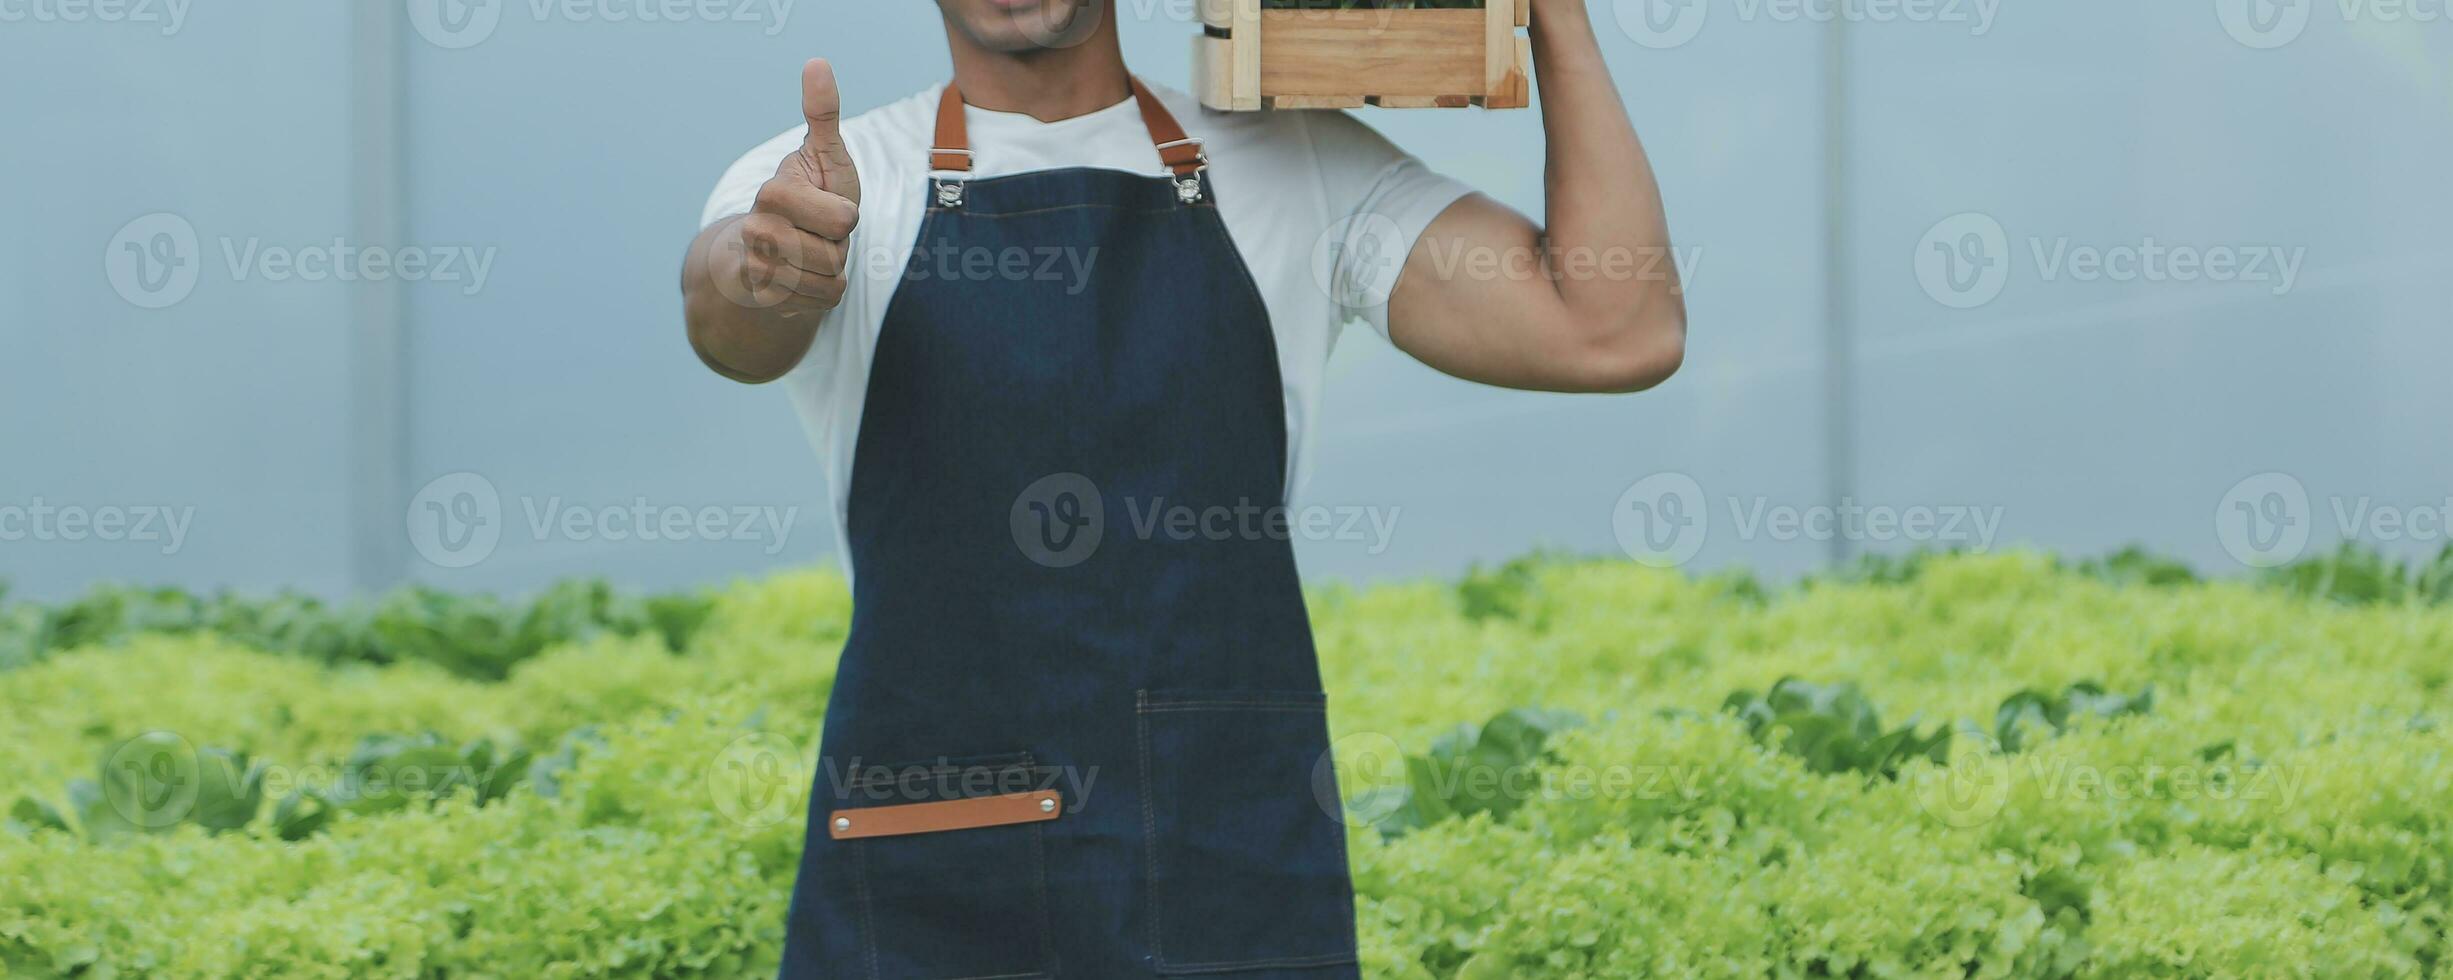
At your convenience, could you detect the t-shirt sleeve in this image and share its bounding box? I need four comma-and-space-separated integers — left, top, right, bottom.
1302, 113, 1475, 340
701, 128, 800, 229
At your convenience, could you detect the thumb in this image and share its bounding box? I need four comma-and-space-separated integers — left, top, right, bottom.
799, 59, 860, 203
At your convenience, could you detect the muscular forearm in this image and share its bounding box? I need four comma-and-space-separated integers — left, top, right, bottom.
1530, 0, 1685, 343
682, 216, 827, 385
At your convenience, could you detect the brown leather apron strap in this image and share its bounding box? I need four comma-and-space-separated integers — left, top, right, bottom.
929, 78, 1206, 177
1127, 77, 1208, 177
929, 82, 974, 172
828, 789, 1063, 840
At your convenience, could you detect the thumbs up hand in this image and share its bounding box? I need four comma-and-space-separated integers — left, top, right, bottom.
791, 58, 862, 206
736, 59, 862, 315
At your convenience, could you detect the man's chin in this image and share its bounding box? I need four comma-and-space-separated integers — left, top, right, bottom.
953, 0, 1103, 53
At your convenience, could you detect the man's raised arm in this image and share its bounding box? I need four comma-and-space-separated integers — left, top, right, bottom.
681, 59, 864, 385
1386, 0, 1686, 394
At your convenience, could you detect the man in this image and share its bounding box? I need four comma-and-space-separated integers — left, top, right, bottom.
680, 0, 1682, 975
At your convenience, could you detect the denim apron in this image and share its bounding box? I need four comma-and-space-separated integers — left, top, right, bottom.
775, 79, 1362, 980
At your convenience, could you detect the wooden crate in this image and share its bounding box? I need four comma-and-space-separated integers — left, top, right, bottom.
1194, 0, 1530, 111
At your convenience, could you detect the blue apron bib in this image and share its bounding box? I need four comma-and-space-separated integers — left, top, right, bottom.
776, 79, 1362, 980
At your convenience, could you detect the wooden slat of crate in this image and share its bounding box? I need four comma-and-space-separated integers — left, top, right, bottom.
1233, 0, 1262, 109
1483, 35, 1531, 108
1256, 8, 1485, 99
1193, 33, 1235, 109
1217, 0, 1523, 30
1274, 95, 1368, 108
1197, 0, 1263, 109
1483, 0, 1524, 108
1370, 95, 1473, 108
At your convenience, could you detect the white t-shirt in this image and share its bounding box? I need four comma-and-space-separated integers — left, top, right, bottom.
700, 82, 1472, 565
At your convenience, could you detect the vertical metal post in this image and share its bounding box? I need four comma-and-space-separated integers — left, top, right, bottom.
1821, 16, 1857, 568
349, 3, 409, 594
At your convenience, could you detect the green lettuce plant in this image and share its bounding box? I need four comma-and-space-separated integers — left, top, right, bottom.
3, 552, 2448, 977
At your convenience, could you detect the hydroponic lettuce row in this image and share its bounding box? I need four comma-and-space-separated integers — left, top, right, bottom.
2, 547, 2449, 977
0, 577, 716, 677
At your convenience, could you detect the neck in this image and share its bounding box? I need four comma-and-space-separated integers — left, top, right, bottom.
943, 6, 1133, 121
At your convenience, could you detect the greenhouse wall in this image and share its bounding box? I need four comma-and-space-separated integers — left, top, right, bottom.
2, 3, 2445, 599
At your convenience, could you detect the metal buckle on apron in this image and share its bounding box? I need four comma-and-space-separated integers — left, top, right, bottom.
930, 147, 974, 208
1156, 138, 1208, 205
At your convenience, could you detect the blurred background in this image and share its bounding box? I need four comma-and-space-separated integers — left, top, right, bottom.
2, 0, 2447, 601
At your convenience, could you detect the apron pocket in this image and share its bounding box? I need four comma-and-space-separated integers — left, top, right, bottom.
1137, 690, 1360, 974
836, 753, 1058, 980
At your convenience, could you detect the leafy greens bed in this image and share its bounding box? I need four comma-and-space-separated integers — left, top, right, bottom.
2, 547, 2449, 978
